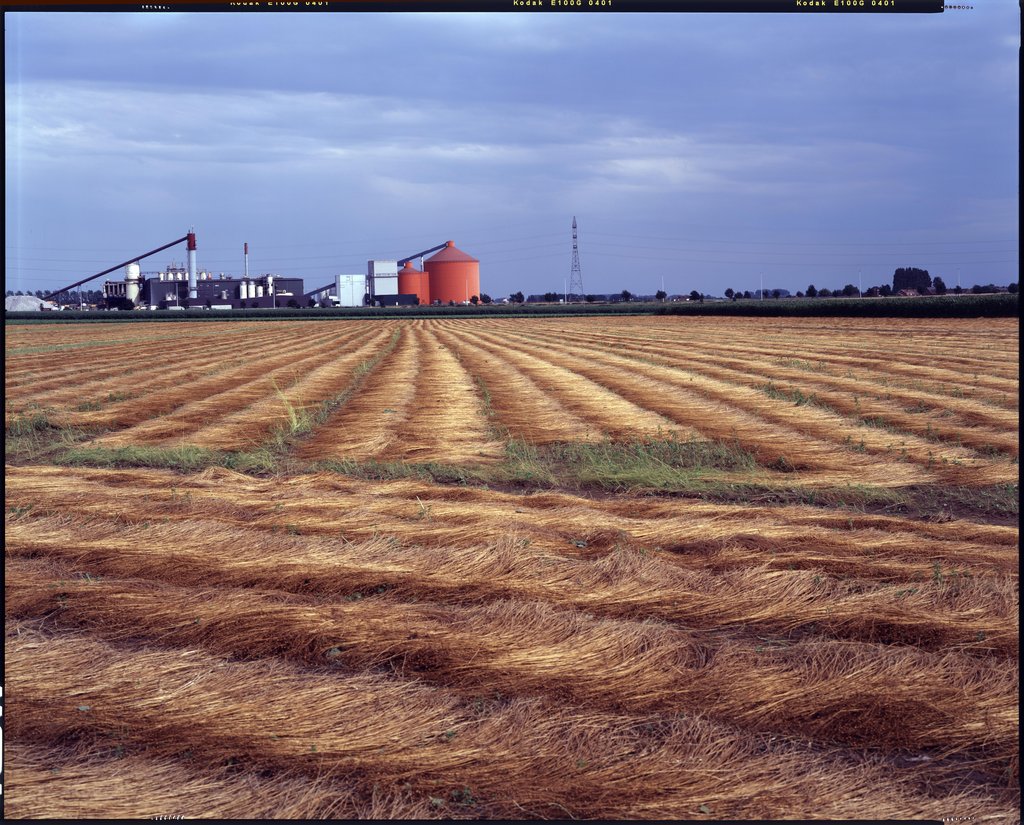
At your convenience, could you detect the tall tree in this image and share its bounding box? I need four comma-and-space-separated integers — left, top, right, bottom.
892, 267, 931, 292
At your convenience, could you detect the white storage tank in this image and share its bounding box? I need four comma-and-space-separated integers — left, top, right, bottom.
125, 262, 141, 303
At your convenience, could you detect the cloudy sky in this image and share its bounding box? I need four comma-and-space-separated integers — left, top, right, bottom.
4, 6, 1019, 299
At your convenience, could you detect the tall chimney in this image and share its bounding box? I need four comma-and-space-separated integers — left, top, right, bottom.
244, 242, 249, 279
187, 230, 198, 300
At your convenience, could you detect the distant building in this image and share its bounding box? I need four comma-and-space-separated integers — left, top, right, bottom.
104, 264, 303, 309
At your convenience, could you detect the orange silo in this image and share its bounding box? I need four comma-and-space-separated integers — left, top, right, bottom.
424, 240, 479, 305
398, 261, 429, 305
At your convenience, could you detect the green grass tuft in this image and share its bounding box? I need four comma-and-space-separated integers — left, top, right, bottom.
55, 444, 279, 474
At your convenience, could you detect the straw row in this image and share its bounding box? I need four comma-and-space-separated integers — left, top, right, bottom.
7, 509, 1017, 655
538, 316, 1019, 400
495, 323, 1007, 464
2, 742, 442, 820
431, 326, 599, 443
6, 323, 298, 409
76, 323, 384, 437
463, 323, 1015, 486
432, 325, 688, 442
369, 326, 505, 464
6, 554, 1018, 763
550, 315, 1020, 394
542, 322, 1019, 452
18, 323, 355, 431
6, 624, 1013, 821
184, 327, 398, 451
461, 324, 930, 485
6, 463, 1018, 580
296, 318, 423, 460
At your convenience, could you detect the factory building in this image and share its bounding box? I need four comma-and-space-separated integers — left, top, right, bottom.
94, 232, 478, 310
334, 274, 368, 307
105, 262, 303, 310
367, 260, 398, 298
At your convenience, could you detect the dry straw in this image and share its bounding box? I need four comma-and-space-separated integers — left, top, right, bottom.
6, 625, 1013, 820
431, 326, 598, 443
369, 327, 505, 465
480, 323, 1012, 486
298, 322, 422, 460
454, 325, 691, 440
12, 323, 335, 426
89, 326, 390, 447
7, 498, 1018, 653
6, 554, 1018, 764
3, 742, 440, 819
10, 325, 287, 411
560, 324, 1019, 457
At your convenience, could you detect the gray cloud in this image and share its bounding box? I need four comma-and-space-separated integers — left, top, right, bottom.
5, 8, 1018, 298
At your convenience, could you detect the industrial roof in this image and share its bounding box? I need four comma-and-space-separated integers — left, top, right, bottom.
425, 241, 478, 264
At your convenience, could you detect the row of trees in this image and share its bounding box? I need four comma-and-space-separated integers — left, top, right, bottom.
722, 282, 1016, 299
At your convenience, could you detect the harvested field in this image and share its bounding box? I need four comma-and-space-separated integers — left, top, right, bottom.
4, 315, 1019, 820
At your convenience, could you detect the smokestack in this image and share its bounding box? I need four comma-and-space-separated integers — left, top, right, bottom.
187, 230, 198, 300
244, 242, 249, 279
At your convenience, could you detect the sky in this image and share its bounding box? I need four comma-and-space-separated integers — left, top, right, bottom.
4, 6, 1019, 300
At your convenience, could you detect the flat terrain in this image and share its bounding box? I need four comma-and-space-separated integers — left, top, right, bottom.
4, 316, 1019, 820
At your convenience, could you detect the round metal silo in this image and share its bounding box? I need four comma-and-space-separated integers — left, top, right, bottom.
424, 241, 479, 304
125, 262, 142, 303
398, 261, 429, 305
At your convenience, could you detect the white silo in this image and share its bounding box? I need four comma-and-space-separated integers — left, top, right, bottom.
125, 262, 142, 304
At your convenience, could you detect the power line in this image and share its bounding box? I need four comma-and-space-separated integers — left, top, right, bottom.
590, 230, 1018, 248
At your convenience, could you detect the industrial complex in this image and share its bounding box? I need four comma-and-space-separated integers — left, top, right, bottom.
37, 230, 482, 311
328, 240, 481, 307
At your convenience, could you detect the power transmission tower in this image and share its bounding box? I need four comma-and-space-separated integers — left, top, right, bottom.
569, 216, 584, 301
